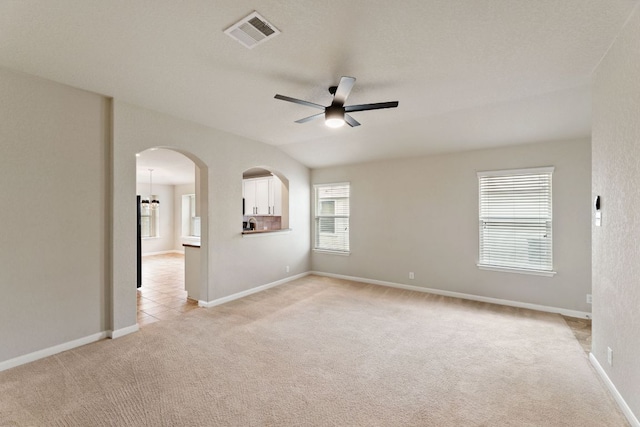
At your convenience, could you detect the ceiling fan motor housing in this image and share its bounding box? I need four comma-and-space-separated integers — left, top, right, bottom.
326, 105, 345, 119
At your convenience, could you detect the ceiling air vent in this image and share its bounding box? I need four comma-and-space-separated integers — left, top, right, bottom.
224, 11, 280, 49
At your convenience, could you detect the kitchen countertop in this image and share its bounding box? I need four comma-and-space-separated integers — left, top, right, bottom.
241, 228, 291, 235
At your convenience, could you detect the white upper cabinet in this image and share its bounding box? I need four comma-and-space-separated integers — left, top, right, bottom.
255, 178, 270, 215
270, 175, 282, 216
244, 175, 282, 216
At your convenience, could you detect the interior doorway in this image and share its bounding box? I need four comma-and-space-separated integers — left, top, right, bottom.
137, 253, 197, 326
135, 148, 202, 326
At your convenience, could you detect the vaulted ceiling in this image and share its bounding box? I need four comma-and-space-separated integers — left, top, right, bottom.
1, 1, 637, 168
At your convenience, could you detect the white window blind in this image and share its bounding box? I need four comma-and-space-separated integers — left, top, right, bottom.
314, 183, 350, 253
478, 167, 554, 274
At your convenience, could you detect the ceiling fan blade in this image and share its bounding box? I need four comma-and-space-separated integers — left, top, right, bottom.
344, 114, 361, 127
332, 76, 356, 106
295, 112, 325, 124
274, 94, 325, 110
345, 101, 399, 113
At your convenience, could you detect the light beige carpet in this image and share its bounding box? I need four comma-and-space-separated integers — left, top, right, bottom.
0, 275, 628, 426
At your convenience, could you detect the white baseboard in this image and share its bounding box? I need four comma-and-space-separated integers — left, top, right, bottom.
590, 353, 639, 427
310, 271, 591, 319
108, 324, 140, 339
142, 250, 183, 257
199, 272, 309, 308
0, 331, 108, 373
1, 324, 141, 372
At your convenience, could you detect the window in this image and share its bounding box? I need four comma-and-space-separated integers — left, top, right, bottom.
478, 167, 554, 275
182, 194, 200, 237
319, 200, 336, 233
314, 183, 350, 253
140, 196, 160, 238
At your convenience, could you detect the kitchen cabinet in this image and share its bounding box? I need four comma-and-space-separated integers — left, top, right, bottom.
270, 176, 282, 216
244, 178, 268, 215
244, 176, 282, 216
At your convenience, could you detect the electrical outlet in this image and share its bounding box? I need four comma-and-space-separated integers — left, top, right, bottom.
586, 294, 592, 304
409, 272, 415, 280
607, 347, 613, 366
285, 266, 290, 273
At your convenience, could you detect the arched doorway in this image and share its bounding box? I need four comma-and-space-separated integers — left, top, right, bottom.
110, 144, 209, 338
135, 148, 202, 326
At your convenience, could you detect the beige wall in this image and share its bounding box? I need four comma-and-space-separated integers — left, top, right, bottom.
592, 5, 640, 420
0, 68, 110, 362
312, 138, 592, 313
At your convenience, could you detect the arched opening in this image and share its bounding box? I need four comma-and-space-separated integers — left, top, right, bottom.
135, 148, 207, 325
242, 166, 290, 232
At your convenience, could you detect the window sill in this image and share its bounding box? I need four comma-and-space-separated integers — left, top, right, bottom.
477, 264, 556, 277
313, 249, 350, 256
142, 237, 161, 240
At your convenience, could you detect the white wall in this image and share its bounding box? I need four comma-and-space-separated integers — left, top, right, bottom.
592, 5, 640, 421
136, 183, 174, 254
0, 68, 109, 362
312, 138, 591, 313
112, 101, 311, 330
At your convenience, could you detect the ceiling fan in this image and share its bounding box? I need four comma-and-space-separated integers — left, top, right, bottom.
274, 76, 398, 128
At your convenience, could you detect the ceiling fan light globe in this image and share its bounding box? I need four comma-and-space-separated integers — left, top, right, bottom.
325, 118, 345, 128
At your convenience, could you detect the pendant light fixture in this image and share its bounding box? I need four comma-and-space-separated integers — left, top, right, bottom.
141, 169, 159, 210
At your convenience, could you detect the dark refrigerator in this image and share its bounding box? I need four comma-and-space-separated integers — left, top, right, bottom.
137, 195, 142, 288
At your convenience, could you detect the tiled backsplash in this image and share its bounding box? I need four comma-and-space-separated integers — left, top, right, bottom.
244, 216, 281, 231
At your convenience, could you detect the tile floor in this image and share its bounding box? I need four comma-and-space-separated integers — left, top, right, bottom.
562, 315, 592, 354
137, 253, 199, 327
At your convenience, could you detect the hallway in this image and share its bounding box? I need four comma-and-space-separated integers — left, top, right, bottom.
137, 253, 199, 327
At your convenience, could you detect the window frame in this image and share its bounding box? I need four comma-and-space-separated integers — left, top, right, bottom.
140, 195, 160, 239
477, 167, 556, 277
313, 182, 350, 255
182, 194, 200, 238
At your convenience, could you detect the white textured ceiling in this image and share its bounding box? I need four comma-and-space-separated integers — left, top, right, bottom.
1, 1, 638, 168
136, 149, 194, 185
